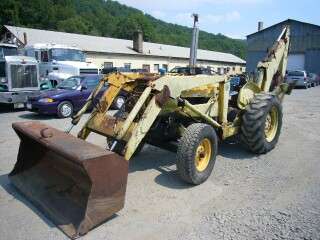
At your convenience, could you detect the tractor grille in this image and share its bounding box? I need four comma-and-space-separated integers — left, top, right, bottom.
80, 68, 98, 75
10, 64, 38, 88
0, 61, 5, 78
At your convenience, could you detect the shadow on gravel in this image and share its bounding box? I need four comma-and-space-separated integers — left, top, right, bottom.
18, 112, 57, 120
218, 136, 256, 160
0, 173, 120, 233
129, 145, 192, 190
128, 138, 257, 189
154, 168, 194, 190
292, 87, 309, 90
0, 173, 56, 228
0, 104, 25, 114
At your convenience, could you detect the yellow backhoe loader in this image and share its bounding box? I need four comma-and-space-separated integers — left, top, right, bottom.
9, 26, 295, 238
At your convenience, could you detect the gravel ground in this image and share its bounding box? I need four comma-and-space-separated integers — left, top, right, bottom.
0, 87, 319, 240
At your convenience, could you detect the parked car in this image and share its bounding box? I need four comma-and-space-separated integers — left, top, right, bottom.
26, 74, 127, 118
285, 70, 311, 89
169, 67, 220, 75
131, 68, 149, 73
101, 67, 131, 74
39, 79, 53, 90
309, 73, 320, 87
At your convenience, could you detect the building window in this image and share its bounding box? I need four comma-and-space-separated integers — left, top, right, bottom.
142, 64, 150, 72
154, 64, 159, 72
41, 50, 48, 62
232, 67, 235, 71
124, 63, 131, 69
217, 67, 221, 74
104, 62, 113, 68
240, 67, 243, 72
35, 51, 40, 61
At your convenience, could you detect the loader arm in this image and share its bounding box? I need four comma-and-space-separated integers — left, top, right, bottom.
76, 73, 230, 161
72, 73, 137, 128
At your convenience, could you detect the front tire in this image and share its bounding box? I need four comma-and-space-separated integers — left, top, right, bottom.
241, 93, 282, 153
176, 123, 217, 185
57, 101, 73, 118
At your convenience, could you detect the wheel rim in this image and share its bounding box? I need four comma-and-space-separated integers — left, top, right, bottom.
61, 104, 72, 117
265, 107, 278, 142
116, 97, 125, 109
195, 138, 211, 172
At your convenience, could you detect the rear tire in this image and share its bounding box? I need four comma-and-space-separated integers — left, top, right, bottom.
57, 101, 73, 118
241, 93, 282, 153
176, 123, 217, 185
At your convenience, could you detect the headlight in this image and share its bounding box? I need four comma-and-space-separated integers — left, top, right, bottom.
0, 77, 7, 83
38, 98, 54, 103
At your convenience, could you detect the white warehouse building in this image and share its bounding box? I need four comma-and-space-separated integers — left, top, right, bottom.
3, 25, 246, 74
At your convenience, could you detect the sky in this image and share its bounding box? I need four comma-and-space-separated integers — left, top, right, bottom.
116, 0, 320, 39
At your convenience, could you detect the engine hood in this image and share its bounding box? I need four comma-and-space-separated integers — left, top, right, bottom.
5, 56, 38, 64
28, 88, 71, 100
53, 61, 98, 69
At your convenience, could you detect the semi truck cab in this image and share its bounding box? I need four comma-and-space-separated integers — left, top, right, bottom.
22, 43, 99, 87
0, 43, 40, 108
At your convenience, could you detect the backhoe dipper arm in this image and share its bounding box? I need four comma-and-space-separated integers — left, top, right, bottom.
256, 26, 290, 92
71, 75, 109, 126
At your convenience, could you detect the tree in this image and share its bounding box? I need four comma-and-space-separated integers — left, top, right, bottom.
57, 16, 99, 35
114, 16, 140, 40
131, 14, 157, 42
0, 0, 247, 59
0, 0, 21, 27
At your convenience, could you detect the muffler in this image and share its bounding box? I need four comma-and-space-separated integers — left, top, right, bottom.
9, 121, 128, 239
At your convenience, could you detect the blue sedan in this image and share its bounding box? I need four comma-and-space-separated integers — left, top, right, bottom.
26, 74, 127, 118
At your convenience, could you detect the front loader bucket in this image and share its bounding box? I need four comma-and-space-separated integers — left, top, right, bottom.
9, 121, 129, 239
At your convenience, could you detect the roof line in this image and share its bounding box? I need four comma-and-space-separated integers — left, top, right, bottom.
246, 18, 320, 38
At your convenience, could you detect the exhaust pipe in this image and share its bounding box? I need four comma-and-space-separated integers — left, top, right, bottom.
189, 13, 199, 67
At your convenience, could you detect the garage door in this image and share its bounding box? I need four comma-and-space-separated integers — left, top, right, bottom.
287, 54, 305, 71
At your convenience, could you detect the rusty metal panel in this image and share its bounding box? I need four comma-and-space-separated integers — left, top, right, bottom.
153, 75, 226, 98
10, 121, 128, 239
86, 113, 137, 142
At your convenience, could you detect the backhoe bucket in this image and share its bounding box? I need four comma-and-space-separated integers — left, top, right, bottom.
9, 121, 129, 239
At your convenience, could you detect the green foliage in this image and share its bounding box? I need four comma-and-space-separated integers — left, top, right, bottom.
114, 16, 140, 40
0, 0, 21, 26
0, 0, 246, 59
57, 16, 100, 35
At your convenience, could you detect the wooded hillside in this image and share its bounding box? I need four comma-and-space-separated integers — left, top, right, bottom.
0, 0, 246, 59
